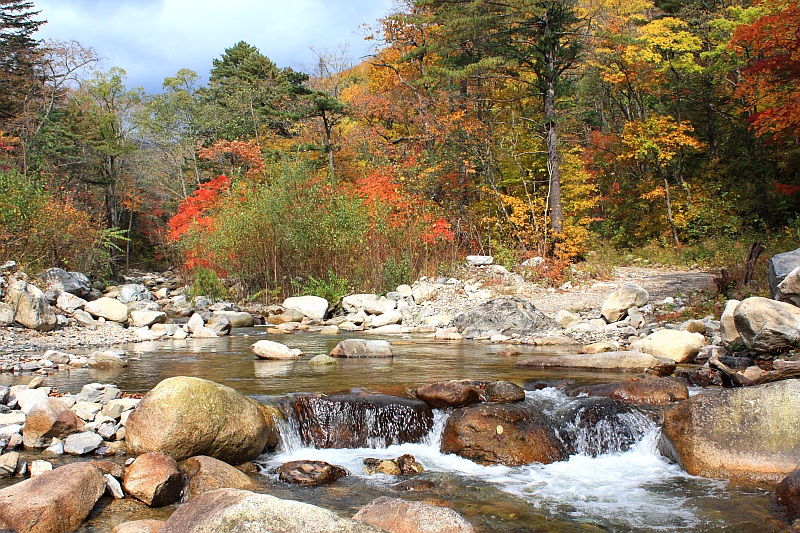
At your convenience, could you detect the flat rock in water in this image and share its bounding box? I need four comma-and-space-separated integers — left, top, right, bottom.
278, 460, 347, 486
516, 351, 676, 376
776, 468, 800, 521
251, 340, 302, 359
354, 496, 474, 533
330, 339, 393, 358
159, 488, 381, 533
567, 377, 689, 405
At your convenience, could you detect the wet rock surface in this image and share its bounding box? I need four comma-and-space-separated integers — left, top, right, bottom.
277, 460, 347, 486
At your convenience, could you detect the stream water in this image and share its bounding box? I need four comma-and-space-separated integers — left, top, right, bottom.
1, 328, 790, 531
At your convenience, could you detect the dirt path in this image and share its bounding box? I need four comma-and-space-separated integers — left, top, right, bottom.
517, 267, 716, 315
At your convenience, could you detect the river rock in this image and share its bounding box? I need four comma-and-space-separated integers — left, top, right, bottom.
38, 268, 91, 300
212, 310, 254, 328
55, 291, 88, 313
181, 455, 261, 500
125, 376, 275, 464
567, 377, 688, 405
0, 462, 105, 533
112, 520, 165, 533
601, 284, 649, 323
85, 297, 129, 323
733, 297, 800, 352
343, 294, 386, 315
330, 339, 393, 358
451, 297, 552, 338
64, 431, 103, 455
123, 452, 183, 507
308, 354, 337, 365
769, 248, 800, 298
251, 340, 302, 359
354, 496, 474, 533
283, 296, 328, 320
719, 299, 741, 345
129, 310, 167, 328
415, 381, 481, 408
370, 310, 402, 328
630, 329, 705, 363
516, 351, 676, 376
22, 397, 83, 448
207, 314, 232, 336
776, 468, 800, 521
440, 403, 567, 466
660, 380, 800, 482
161, 489, 381, 533
186, 312, 205, 333
89, 350, 128, 368
77, 382, 122, 404
777, 266, 800, 307
6, 280, 57, 332
118, 284, 153, 304
266, 307, 305, 325
293, 392, 433, 448
555, 310, 581, 328
0, 302, 13, 326
278, 460, 347, 486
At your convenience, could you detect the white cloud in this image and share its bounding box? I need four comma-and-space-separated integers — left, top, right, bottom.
34, 0, 392, 92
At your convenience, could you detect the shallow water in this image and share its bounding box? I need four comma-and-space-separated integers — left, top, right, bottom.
1, 330, 790, 532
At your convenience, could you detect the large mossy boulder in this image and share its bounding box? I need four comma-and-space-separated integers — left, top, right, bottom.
160, 488, 381, 533
0, 462, 106, 533
733, 297, 800, 352
660, 380, 800, 482
440, 403, 567, 466
125, 377, 277, 464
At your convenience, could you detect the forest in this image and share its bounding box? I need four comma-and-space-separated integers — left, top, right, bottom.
1, 0, 798, 300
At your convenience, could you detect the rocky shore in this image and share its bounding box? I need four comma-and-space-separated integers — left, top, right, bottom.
3, 252, 800, 531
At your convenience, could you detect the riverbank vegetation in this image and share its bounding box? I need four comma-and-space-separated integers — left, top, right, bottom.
1, 0, 798, 298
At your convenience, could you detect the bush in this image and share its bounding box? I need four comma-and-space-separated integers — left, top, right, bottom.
291, 270, 351, 304
186, 267, 228, 301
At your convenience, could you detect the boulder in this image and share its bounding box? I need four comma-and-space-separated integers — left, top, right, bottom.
118, 283, 153, 304
38, 268, 90, 299
776, 468, 800, 521
0, 462, 106, 533
277, 460, 347, 486
343, 294, 384, 315
123, 452, 183, 507
56, 292, 88, 313
159, 488, 381, 533
64, 431, 103, 455
111, 520, 166, 533
415, 380, 525, 408
129, 310, 167, 328
720, 299, 741, 345
212, 311, 254, 328
330, 339, 393, 358
22, 397, 83, 448
282, 296, 328, 320
441, 403, 567, 466
251, 340, 302, 360
769, 248, 800, 298
89, 350, 128, 368
6, 280, 56, 332
266, 307, 305, 325
554, 310, 581, 328
181, 455, 261, 500
601, 284, 649, 323
733, 297, 800, 352
660, 380, 800, 482
466, 255, 494, 266
567, 377, 688, 405
777, 266, 800, 307
354, 496, 474, 533
0, 302, 13, 326
186, 312, 205, 333
207, 314, 232, 336
451, 297, 552, 338
293, 393, 433, 448
125, 376, 275, 464
85, 297, 129, 323
630, 329, 705, 363
516, 351, 676, 376
370, 310, 402, 328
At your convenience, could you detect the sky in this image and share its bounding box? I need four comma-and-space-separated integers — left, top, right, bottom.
34, 0, 396, 94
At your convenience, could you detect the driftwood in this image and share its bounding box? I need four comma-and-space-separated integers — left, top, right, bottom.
713, 241, 767, 297
742, 241, 766, 285
709, 355, 800, 387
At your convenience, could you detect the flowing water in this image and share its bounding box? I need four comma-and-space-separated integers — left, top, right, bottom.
1, 329, 789, 531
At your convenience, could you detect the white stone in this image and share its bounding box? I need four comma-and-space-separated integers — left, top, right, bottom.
85, 297, 129, 323
466, 255, 494, 266
56, 292, 88, 313
601, 284, 649, 323
631, 329, 706, 363
251, 340, 303, 359
554, 310, 581, 328
129, 310, 167, 328
191, 325, 218, 338
283, 296, 329, 321
0, 411, 26, 426
186, 312, 205, 333
370, 310, 402, 328
104, 473, 124, 498
64, 432, 103, 455
102, 398, 140, 419
72, 401, 103, 422
30, 460, 53, 477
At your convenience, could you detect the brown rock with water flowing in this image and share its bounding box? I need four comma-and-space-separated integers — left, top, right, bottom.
0, 462, 105, 533
181, 455, 262, 500
416, 380, 525, 408
293, 392, 433, 448
353, 496, 474, 533
278, 460, 347, 486
22, 396, 83, 448
516, 351, 676, 376
566, 377, 689, 405
776, 468, 800, 521
440, 403, 567, 466
123, 452, 183, 507
660, 380, 800, 482
125, 376, 275, 464
159, 488, 381, 533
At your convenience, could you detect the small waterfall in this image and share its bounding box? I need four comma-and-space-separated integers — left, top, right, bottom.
274, 410, 303, 453
422, 409, 450, 449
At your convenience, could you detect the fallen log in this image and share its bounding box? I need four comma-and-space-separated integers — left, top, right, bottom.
709, 356, 800, 387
